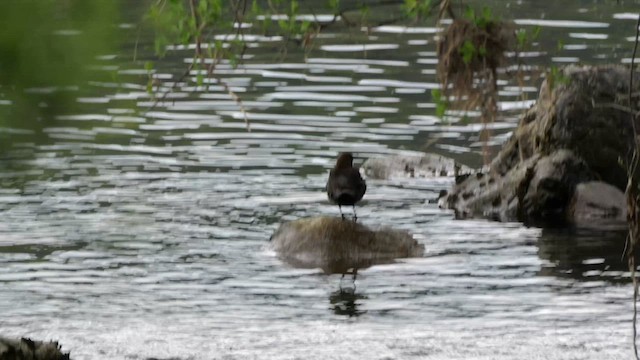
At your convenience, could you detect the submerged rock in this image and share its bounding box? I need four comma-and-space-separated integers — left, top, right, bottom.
569, 181, 627, 226
362, 152, 471, 180
270, 216, 424, 274
440, 65, 640, 226
0, 337, 69, 360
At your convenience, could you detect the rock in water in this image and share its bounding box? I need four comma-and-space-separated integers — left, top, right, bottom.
568, 181, 627, 226
270, 216, 424, 274
362, 152, 472, 180
440, 65, 640, 227
0, 337, 69, 360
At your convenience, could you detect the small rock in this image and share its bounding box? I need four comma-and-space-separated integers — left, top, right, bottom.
569, 181, 627, 226
362, 152, 471, 180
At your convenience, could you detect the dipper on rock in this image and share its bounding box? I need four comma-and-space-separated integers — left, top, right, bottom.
326, 152, 367, 221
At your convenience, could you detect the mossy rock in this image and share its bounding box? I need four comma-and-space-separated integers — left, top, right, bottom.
270, 216, 424, 274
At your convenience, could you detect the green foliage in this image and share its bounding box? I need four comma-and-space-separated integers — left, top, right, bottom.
359, 4, 370, 19
146, 0, 242, 58
146, 0, 320, 61
463, 5, 494, 30
478, 45, 487, 57
403, 0, 433, 19
0, 1, 118, 93
431, 89, 449, 119
0, 0, 119, 148
145, 61, 155, 94
459, 40, 477, 65
328, 0, 341, 13
147, 1, 190, 57
515, 26, 541, 51
454, 5, 501, 66
196, 63, 205, 86
546, 65, 570, 90
532, 26, 542, 41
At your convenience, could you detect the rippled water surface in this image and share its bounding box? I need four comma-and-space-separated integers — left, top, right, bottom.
1, 1, 639, 359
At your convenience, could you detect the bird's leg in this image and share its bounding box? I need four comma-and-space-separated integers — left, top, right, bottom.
339, 270, 357, 291
339, 205, 345, 220
352, 205, 357, 222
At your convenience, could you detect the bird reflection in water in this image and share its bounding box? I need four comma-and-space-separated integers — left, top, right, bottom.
329, 286, 367, 317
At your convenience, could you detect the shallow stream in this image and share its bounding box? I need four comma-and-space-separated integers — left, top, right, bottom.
0, 1, 638, 359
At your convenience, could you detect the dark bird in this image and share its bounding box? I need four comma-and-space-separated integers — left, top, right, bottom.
326, 152, 367, 221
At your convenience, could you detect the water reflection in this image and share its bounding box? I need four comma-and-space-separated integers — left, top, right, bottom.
329, 287, 367, 317
538, 227, 629, 282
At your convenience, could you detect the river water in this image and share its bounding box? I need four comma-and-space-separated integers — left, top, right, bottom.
0, 1, 639, 359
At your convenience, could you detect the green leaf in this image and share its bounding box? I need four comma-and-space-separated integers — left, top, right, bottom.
229, 52, 239, 68
436, 102, 446, 118
418, 0, 432, 18
263, 14, 272, 30
460, 40, 476, 65
360, 4, 370, 18
547, 65, 570, 89
328, 0, 340, 12
278, 19, 289, 31
431, 89, 448, 119
464, 6, 475, 21
300, 20, 311, 32
532, 26, 541, 40
516, 29, 527, 47
481, 6, 492, 22
478, 45, 487, 57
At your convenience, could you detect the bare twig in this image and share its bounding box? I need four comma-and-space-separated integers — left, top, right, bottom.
145, 62, 195, 111
627, 10, 640, 360
227, 0, 250, 131
146, 0, 251, 131
188, 0, 202, 58
593, 103, 640, 116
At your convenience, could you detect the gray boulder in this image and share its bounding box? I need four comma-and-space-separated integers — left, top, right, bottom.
440, 65, 639, 226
